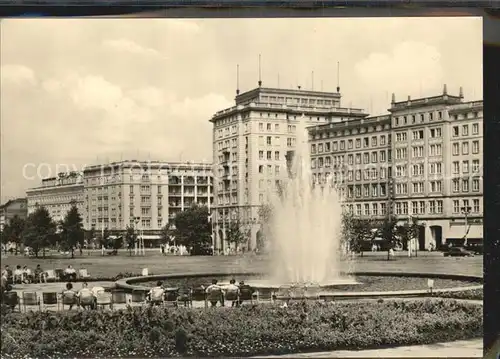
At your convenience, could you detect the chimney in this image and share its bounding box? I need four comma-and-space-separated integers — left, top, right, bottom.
459, 86, 464, 99
391, 93, 396, 104
443, 84, 448, 95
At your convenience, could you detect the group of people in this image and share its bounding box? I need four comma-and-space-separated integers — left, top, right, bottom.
159, 244, 189, 256
1, 264, 79, 285
61, 282, 106, 310
146, 278, 253, 308
1, 264, 46, 285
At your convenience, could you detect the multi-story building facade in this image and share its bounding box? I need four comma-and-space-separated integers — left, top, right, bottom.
26, 172, 84, 223
210, 85, 368, 251
0, 198, 28, 231
310, 85, 483, 249
82, 160, 213, 242
309, 114, 392, 220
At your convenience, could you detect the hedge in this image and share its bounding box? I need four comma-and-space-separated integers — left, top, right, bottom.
1, 299, 482, 358
435, 289, 483, 301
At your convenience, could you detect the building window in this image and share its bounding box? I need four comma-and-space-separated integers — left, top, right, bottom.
395, 203, 402, 215
462, 124, 469, 136
412, 146, 423, 158
462, 142, 469, 155
267, 151, 272, 160
472, 123, 479, 135
412, 130, 424, 140
318, 144, 324, 153
380, 135, 386, 145
259, 151, 264, 160
452, 126, 459, 137
363, 137, 369, 148
402, 202, 409, 215
472, 159, 480, 173
364, 204, 370, 216
429, 144, 442, 156
462, 179, 469, 192
429, 201, 436, 214
347, 140, 353, 149
356, 204, 362, 216
348, 155, 353, 165
452, 179, 460, 192
340, 141, 345, 150
429, 127, 441, 138
453, 161, 460, 174
418, 201, 425, 214
267, 136, 272, 145
380, 151, 386, 162
325, 142, 331, 152
453, 200, 460, 213
472, 140, 480, 154
356, 139, 361, 148
473, 199, 480, 213
371, 152, 378, 163
259, 123, 264, 131
363, 153, 370, 164
452, 143, 460, 155
372, 136, 377, 146
472, 178, 480, 192
411, 201, 418, 215
396, 132, 407, 142
436, 200, 443, 214
355, 154, 361, 164
275, 151, 280, 160
462, 160, 469, 174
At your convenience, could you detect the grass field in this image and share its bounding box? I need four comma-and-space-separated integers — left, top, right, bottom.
1, 250, 483, 279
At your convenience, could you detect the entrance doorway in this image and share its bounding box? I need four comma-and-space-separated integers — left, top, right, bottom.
430, 226, 443, 250
418, 226, 426, 251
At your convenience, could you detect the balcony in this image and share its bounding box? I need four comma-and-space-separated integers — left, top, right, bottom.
184, 176, 195, 185
169, 177, 181, 185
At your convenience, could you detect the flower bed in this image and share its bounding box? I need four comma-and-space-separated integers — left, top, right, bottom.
1, 299, 482, 358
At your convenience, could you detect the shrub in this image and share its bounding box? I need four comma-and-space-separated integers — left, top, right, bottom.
1, 299, 482, 358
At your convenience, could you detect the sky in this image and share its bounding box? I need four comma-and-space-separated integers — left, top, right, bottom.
0, 17, 482, 203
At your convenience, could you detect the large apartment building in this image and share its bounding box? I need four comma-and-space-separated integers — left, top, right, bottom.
26, 172, 84, 223
82, 160, 213, 241
210, 85, 368, 251
310, 86, 483, 249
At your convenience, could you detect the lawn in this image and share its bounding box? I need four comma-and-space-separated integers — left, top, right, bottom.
1, 250, 483, 279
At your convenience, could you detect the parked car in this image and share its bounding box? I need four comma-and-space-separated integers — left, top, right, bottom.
443, 247, 474, 257
465, 244, 483, 255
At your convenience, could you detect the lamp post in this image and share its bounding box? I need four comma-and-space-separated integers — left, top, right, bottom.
460, 206, 472, 247
134, 217, 140, 256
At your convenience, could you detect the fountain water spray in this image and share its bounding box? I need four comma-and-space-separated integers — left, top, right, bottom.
266, 116, 353, 286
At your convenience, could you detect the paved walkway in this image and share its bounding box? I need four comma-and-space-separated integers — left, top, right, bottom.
254, 338, 483, 358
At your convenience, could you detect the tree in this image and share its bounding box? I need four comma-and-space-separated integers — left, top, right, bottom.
172, 205, 211, 254
398, 216, 421, 257
160, 223, 174, 245
85, 227, 96, 248
22, 206, 57, 258
347, 216, 374, 257
125, 226, 137, 256
226, 220, 249, 251
2, 215, 25, 255
59, 203, 85, 258
379, 215, 400, 260
101, 228, 110, 249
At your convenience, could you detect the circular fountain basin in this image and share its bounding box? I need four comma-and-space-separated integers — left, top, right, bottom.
116, 272, 482, 300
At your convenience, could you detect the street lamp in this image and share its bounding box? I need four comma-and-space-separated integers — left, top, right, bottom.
134, 217, 140, 255
460, 206, 472, 247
